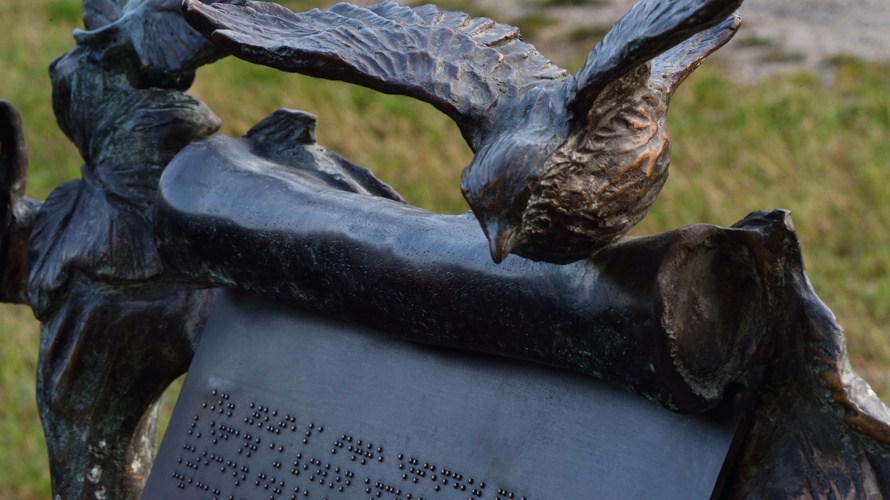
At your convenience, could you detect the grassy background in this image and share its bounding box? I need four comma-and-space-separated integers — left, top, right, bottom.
2, 0, 888, 497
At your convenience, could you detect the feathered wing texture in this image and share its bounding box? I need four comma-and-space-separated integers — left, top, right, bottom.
570, 0, 742, 114
182, 0, 570, 150
77, 0, 245, 78
650, 11, 742, 94
516, 64, 668, 263
515, 13, 742, 263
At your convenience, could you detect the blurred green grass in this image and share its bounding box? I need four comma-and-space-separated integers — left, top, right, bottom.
2, 0, 889, 498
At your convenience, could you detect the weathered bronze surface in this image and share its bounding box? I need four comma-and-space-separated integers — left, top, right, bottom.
143, 289, 742, 498
182, 0, 742, 264
3, 0, 232, 495
0, 0, 887, 497
156, 125, 890, 495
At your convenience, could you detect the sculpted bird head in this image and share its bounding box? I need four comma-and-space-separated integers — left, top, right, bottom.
460, 135, 562, 264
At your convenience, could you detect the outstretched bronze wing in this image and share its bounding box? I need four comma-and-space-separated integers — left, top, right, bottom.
182, 0, 570, 150
570, 0, 742, 114
650, 11, 742, 94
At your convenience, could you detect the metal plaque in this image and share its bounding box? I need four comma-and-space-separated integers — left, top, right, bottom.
144, 291, 740, 499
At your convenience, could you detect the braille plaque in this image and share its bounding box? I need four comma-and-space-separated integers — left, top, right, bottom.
144, 290, 742, 499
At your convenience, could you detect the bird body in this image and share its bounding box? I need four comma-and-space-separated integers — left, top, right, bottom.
506, 63, 670, 263
183, 0, 743, 264
459, 10, 744, 263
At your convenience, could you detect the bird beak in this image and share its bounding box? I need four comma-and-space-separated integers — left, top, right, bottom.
487, 225, 517, 264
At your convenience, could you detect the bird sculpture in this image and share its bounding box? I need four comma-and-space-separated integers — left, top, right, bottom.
184, 0, 742, 264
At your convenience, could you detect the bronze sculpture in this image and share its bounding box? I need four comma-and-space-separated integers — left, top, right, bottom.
0, 0, 888, 497
182, 0, 741, 264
